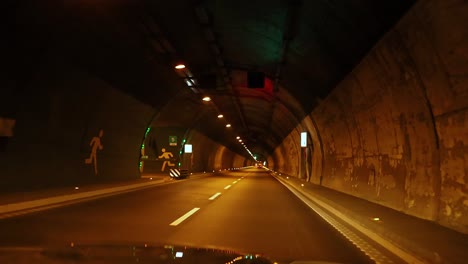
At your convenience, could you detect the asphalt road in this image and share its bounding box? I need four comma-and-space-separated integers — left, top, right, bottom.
0, 168, 373, 263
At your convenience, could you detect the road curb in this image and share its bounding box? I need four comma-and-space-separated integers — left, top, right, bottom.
0, 171, 216, 220
274, 174, 428, 264
0, 178, 172, 219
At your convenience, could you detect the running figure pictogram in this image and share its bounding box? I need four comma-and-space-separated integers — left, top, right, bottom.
85, 129, 104, 175
159, 148, 175, 171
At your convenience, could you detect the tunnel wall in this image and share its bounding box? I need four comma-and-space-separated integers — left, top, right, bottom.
274, 0, 468, 233
140, 125, 247, 175
269, 116, 323, 183
0, 60, 154, 191
302, 116, 324, 184
139, 126, 188, 174
271, 129, 301, 177
184, 129, 246, 172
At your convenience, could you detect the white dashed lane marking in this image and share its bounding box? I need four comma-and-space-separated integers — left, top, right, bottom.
208, 192, 222, 200
169, 208, 200, 226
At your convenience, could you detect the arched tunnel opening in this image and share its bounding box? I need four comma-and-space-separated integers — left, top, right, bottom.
1, 0, 467, 262
134, 69, 315, 177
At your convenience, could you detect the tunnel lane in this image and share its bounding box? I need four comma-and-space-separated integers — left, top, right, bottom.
0, 169, 373, 263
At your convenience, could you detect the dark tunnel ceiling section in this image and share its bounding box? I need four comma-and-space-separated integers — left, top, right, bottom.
189, 0, 416, 109
5, 0, 415, 158
142, 0, 415, 157
153, 85, 306, 156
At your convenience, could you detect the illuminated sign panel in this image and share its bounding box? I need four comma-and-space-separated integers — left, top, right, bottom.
184, 144, 192, 153
300, 132, 307, 147
169, 136, 177, 146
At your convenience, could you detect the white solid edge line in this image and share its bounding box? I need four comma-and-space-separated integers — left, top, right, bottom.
169, 208, 200, 226
276, 176, 425, 264
224, 185, 231, 190
208, 192, 222, 200
0, 179, 167, 215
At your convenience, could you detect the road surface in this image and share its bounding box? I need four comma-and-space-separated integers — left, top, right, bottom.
0, 168, 373, 263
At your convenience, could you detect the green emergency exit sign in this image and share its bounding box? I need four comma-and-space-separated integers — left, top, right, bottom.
169, 136, 177, 146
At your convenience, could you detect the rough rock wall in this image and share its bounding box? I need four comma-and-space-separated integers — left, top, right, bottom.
275, 0, 467, 233
312, 0, 467, 233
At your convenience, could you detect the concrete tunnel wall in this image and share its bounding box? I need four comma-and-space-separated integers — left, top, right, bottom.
184, 129, 249, 172
140, 123, 250, 175
0, 56, 249, 188
0, 58, 154, 191
272, 0, 468, 234
139, 123, 250, 175
268, 115, 323, 183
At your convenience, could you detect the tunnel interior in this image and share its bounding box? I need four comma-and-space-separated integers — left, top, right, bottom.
1, 0, 467, 234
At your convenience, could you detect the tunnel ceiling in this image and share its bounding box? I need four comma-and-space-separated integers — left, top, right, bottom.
7, 0, 415, 158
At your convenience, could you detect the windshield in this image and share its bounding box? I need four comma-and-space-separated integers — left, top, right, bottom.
4, 0, 465, 264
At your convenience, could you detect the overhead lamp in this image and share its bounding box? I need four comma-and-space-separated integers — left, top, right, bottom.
185, 78, 194, 87
202, 96, 211, 102
238, 139, 242, 142
236, 136, 240, 139
226, 124, 231, 128
175, 64, 186, 69
217, 114, 224, 118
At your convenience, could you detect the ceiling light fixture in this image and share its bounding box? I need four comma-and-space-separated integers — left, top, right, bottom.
226, 124, 231, 128
175, 64, 186, 69
202, 96, 211, 102
217, 114, 224, 118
